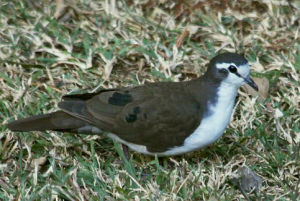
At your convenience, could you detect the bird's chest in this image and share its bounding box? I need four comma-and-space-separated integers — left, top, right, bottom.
164, 88, 237, 155
188, 99, 235, 145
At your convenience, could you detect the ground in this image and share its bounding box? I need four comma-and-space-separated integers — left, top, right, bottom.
0, 0, 299, 200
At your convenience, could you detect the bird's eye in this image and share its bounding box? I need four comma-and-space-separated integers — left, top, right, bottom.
228, 65, 237, 73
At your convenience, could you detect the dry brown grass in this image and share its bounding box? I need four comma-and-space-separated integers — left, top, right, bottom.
0, 0, 299, 200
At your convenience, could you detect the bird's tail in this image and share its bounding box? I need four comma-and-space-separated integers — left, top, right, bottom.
6, 111, 89, 132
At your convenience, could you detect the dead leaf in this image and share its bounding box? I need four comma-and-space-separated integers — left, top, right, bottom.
54, 0, 66, 19
138, 59, 144, 72
143, 0, 158, 9
243, 77, 269, 101
55, 0, 82, 22
174, 2, 185, 19
176, 27, 189, 48
31, 156, 47, 168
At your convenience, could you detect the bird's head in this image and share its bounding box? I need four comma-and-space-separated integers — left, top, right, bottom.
207, 53, 258, 91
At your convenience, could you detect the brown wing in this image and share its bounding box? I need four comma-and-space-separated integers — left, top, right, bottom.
80, 82, 201, 152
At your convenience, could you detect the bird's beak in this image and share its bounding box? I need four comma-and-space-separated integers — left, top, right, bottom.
244, 76, 258, 91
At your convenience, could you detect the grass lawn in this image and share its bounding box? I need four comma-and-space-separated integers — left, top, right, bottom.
0, 0, 299, 200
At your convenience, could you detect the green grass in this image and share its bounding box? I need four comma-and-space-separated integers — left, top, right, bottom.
1, 0, 300, 200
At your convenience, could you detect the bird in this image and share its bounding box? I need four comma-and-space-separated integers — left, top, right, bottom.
7, 52, 258, 156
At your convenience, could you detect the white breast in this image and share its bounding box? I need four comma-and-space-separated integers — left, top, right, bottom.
162, 82, 238, 156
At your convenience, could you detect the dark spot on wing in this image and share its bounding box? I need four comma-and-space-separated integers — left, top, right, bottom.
108, 92, 133, 106
125, 106, 141, 123
126, 114, 137, 123
133, 106, 140, 114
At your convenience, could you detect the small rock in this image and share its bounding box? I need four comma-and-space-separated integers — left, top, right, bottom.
237, 166, 262, 193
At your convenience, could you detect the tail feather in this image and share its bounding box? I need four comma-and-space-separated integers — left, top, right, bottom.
6, 111, 89, 132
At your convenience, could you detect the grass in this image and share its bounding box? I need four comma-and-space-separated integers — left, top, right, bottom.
0, 0, 299, 200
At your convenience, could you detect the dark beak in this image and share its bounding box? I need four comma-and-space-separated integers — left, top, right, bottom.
244, 76, 258, 91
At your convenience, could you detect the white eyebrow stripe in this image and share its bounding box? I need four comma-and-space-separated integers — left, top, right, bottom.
215, 63, 236, 69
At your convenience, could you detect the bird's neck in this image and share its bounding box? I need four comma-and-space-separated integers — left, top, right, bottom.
211, 81, 238, 119
187, 78, 238, 117
216, 82, 238, 104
